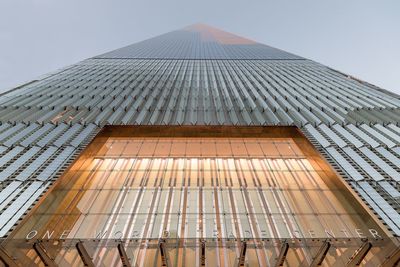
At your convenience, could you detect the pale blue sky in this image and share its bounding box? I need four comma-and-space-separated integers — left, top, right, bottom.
0, 0, 399, 94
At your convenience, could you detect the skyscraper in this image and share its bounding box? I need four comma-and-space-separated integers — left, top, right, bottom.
0, 24, 399, 266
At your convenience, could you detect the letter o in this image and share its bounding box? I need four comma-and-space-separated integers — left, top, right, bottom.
114, 231, 123, 239
26, 230, 38, 240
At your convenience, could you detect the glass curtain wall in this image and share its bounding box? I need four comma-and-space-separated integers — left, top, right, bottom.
2, 127, 395, 267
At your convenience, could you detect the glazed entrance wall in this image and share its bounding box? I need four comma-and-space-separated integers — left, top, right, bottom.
2, 126, 397, 266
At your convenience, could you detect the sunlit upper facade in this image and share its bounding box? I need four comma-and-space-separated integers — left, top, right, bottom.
0, 24, 399, 266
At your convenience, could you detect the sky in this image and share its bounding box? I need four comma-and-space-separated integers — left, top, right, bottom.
0, 0, 399, 94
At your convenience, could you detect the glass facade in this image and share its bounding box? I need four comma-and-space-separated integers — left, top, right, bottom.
1, 24, 399, 267
2, 126, 396, 266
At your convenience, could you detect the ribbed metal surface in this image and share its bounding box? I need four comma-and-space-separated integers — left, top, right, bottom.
96, 24, 302, 60
301, 123, 400, 235
0, 59, 399, 127
0, 24, 399, 237
0, 123, 99, 236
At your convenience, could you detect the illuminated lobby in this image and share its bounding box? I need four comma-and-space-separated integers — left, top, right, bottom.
2, 126, 396, 267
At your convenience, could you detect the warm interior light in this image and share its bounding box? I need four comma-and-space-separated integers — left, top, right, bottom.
5, 129, 392, 266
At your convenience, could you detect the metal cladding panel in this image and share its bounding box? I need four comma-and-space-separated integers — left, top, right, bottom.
0, 24, 400, 238
0, 59, 399, 127
0, 123, 99, 235
96, 24, 303, 60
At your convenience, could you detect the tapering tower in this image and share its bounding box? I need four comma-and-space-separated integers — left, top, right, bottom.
0, 24, 399, 266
